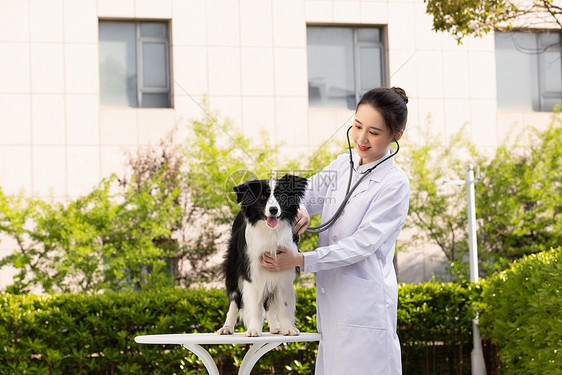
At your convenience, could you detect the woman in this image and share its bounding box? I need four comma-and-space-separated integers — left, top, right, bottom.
262, 87, 410, 374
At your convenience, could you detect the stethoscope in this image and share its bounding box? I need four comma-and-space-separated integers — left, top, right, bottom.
305, 125, 399, 234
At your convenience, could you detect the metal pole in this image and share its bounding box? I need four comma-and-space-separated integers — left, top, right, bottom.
466, 164, 486, 375
466, 164, 479, 282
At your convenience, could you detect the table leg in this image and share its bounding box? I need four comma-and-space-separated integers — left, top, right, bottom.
183, 343, 220, 375
238, 342, 281, 375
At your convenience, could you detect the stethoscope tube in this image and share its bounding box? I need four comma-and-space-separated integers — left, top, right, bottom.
305, 126, 399, 234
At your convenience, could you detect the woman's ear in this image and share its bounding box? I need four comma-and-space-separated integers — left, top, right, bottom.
394, 130, 404, 142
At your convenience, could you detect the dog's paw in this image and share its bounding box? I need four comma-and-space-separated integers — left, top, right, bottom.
269, 327, 281, 334
280, 326, 300, 336
217, 326, 234, 335
245, 329, 261, 337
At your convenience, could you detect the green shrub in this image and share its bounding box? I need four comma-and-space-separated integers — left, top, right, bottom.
479, 247, 562, 375
476, 115, 562, 274
0, 287, 318, 375
402, 122, 480, 281
398, 282, 480, 375
403, 115, 562, 280
0, 173, 181, 294
0, 284, 479, 374
0, 108, 343, 293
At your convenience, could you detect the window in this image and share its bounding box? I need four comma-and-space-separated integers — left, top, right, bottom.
495, 31, 562, 112
99, 21, 171, 108
306, 26, 385, 109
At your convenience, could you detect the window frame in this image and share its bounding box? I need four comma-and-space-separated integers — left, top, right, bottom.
306, 24, 387, 109
537, 32, 562, 111
495, 29, 562, 112
136, 22, 171, 107
99, 20, 172, 109
353, 27, 386, 104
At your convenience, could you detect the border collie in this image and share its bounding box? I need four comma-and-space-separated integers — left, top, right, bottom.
217, 174, 307, 337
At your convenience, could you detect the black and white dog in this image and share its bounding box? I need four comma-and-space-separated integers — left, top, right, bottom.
217, 174, 307, 337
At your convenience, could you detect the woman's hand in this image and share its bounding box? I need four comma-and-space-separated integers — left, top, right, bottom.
293, 207, 310, 235
262, 247, 304, 272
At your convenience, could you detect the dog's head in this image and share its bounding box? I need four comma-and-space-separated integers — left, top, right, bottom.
233, 174, 308, 228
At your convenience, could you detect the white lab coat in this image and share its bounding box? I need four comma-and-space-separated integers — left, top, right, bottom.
302, 148, 409, 375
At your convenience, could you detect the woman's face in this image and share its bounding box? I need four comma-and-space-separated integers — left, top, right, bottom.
352, 104, 402, 165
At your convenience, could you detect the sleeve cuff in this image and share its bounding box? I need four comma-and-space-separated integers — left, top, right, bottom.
302, 251, 317, 273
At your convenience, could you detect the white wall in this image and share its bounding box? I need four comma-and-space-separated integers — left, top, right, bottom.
0, 0, 557, 287
2, 0, 554, 198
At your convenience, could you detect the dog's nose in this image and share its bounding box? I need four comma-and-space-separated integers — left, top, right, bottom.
269, 207, 278, 216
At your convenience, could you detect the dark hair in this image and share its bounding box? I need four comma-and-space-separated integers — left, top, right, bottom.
356, 87, 408, 138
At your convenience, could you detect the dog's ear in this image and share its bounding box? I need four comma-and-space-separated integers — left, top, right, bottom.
233, 183, 248, 204
233, 180, 263, 205
279, 174, 308, 200
293, 175, 308, 199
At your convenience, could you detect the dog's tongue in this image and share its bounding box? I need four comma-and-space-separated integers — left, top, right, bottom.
267, 216, 279, 228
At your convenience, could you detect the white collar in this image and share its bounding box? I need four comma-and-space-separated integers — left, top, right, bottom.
351, 148, 396, 181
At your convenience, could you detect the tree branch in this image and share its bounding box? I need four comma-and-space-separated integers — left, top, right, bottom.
542, 0, 562, 28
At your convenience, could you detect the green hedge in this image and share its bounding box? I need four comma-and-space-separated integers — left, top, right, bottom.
398, 282, 479, 374
3, 250, 559, 374
0, 288, 321, 375
0, 284, 477, 374
480, 247, 562, 375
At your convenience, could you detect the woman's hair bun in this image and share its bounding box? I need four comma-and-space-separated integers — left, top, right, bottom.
391, 86, 408, 104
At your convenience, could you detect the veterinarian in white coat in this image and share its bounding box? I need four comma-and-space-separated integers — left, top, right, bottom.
263, 87, 410, 374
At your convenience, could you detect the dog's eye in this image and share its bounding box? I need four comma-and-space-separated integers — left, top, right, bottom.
260, 195, 268, 200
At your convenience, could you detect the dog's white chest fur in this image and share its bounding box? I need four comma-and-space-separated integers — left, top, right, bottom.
233, 218, 299, 336
246, 220, 296, 257
245, 219, 297, 289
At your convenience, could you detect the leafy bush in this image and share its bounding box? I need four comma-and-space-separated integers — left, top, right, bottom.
479, 247, 562, 375
0, 171, 181, 294
0, 287, 317, 375
403, 114, 562, 280
399, 282, 480, 375
476, 114, 562, 274
402, 120, 480, 280
0, 107, 342, 292
2, 250, 557, 374
0, 284, 479, 374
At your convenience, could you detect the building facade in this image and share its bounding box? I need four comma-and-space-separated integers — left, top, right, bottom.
1, 0, 560, 286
